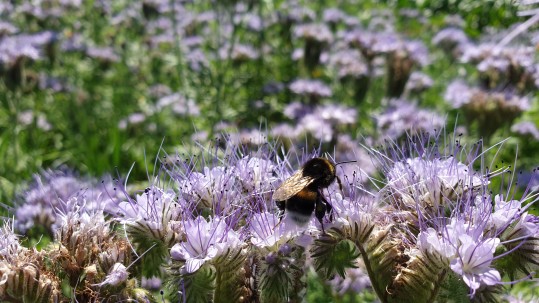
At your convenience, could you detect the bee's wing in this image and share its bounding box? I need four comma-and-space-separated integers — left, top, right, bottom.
273, 170, 316, 201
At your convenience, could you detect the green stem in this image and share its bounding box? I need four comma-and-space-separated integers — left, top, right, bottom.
357, 244, 388, 303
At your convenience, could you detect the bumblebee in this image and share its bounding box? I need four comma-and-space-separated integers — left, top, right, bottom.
273, 157, 346, 231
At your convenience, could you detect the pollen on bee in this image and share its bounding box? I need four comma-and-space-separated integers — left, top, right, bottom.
294, 189, 317, 201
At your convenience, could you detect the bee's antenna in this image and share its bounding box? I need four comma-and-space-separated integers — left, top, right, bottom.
335, 160, 357, 166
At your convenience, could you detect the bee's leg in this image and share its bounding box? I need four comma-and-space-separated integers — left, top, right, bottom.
273, 200, 286, 231
318, 193, 333, 222
315, 198, 327, 233
276, 200, 285, 222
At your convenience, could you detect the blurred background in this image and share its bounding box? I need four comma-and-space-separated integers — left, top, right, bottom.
1, 0, 538, 216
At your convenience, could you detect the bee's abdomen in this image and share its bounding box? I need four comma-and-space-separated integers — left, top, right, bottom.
285, 189, 317, 216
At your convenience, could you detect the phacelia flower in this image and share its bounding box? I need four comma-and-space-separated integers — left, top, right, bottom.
289, 79, 332, 103
375, 99, 445, 141
170, 215, 241, 273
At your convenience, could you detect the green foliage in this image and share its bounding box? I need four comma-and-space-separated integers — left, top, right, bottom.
311, 229, 360, 279
436, 271, 472, 303
213, 249, 246, 303
258, 257, 293, 303
180, 265, 216, 303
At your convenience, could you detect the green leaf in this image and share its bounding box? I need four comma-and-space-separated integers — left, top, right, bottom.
213, 249, 246, 303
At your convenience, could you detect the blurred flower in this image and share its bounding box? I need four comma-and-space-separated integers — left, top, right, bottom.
86, 46, 120, 63
17, 110, 53, 131
289, 79, 332, 103
375, 99, 444, 141
511, 121, 539, 140
0, 33, 47, 66
156, 92, 200, 116
186, 48, 209, 71
404, 72, 433, 95
93, 263, 128, 287
262, 81, 285, 95
235, 12, 265, 32
329, 266, 371, 295
432, 27, 470, 59
275, 102, 357, 143
118, 112, 146, 130
227, 128, 268, 146
148, 83, 172, 98
39, 73, 72, 92
461, 44, 537, 92
445, 80, 530, 139
116, 186, 181, 245
0, 22, 17, 37
323, 8, 346, 27
14, 169, 118, 234
219, 43, 259, 63
141, 276, 162, 290
328, 48, 370, 102
293, 23, 333, 69
328, 48, 369, 79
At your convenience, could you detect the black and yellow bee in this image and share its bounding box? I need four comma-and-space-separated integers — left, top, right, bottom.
273, 157, 351, 231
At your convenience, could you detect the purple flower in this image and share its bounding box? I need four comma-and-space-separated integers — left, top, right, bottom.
511, 121, 539, 140
141, 276, 162, 290
185, 48, 209, 71
0, 220, 20, 261
14, 170, 118, 234
219, 43, 259, 62
92, 263, 128, 287
234, 156, 278, 194
418, 227, 457, 261
0, 34, 44, 66
86, 46, 120, 63
17, 110, 53, 131
419, 218, 502, 295
450, 235, 501, 294
289, 79, 332, 103
276, 102, 357, 142
404, 72, 433, 95
118, 112, 146, 129
177, 165, 238, 212
248, 211, 307, 248
170, 216, 241, 273
293, 23, 333, 44
39, 73, 72, 92
328, 267, 371, 295
432, 27, 470, 58
156, 93, 200, 116
283, 101, 310, 119
227, 129, 268, 146
460, 43, 537, 92
328, 49, 369, 79
445, 80, 530, 139
117, 187, 180, 241
375, 99, 445, 141
0, 22, 17, 37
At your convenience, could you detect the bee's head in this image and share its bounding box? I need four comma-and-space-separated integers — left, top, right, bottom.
302, 157, 336, 187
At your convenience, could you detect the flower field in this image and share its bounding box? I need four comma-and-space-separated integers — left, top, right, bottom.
1, 0, 539, 302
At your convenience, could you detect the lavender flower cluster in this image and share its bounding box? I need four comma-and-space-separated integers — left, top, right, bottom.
2, 132, 538, 302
